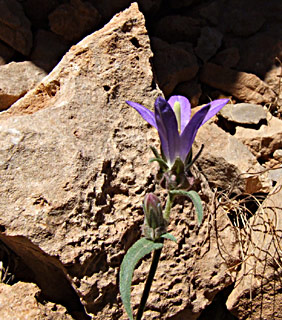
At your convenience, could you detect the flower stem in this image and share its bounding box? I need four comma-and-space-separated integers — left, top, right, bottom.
163, 192, 173, 221
136, 238, 164, 320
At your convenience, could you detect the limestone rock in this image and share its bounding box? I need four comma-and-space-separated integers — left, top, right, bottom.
219, 103, 267, 125
154, 15, 202, 44
0, 0, 32, 55
200, 63, 276, 105
235, 114, 282, 161
0, 282, 72, 319
195, 27, 223, 62
0, 3, 241, 319
0, 61, 47, 111
273, 149, 282, 161
48, 0, 101, 42
226, 178, 282, 319
151, 37, 199, 96
195, 122, 272, 194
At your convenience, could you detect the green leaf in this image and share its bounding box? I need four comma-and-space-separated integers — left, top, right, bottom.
119, 238, 163, 319
161, 232, 177, 243
169, 190, 203, 226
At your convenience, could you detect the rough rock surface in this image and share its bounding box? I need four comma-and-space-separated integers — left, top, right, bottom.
0, 61, 47, 111
200, 63, 276, 105
195, 122, 272, 194
226, 177, 282, 319
0, 0, 33, 55
151, 37, 199, 96
235, 114, 282, 161
0, 282, 72, 319
0, 3, 241, 319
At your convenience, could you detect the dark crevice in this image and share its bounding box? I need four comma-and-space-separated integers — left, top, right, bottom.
0, 235, 91, 320
198, 284, 238, 320
216, 115, 268, 135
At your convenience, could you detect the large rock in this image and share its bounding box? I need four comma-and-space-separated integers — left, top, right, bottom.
0, 3, 241, 319
0, 61, 47, 111
226, 177, 282, 319
200, 63, 276, 105
0, 0, 32, 55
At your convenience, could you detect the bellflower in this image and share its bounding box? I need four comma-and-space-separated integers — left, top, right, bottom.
126, 96, 229, 168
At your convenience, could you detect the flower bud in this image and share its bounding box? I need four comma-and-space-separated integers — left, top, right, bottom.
143, 193, 167, 240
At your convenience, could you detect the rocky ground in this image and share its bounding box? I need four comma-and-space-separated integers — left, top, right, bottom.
0, 1, 281, 319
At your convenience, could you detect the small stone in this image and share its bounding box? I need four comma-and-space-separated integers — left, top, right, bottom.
200, 63, 276, 105
0, 61, 46, 111
219, 103, 267, 125
273, 149, 282, 160
195, 27, 223, 62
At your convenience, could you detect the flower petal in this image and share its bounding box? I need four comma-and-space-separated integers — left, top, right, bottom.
179, 103, 211, 161
201, 98, 229, 125
126, 101, 157, 128
154, 97, 180, 165
168, 95, 191, 133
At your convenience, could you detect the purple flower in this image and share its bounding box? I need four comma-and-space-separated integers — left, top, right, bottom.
126, 96, 229, 167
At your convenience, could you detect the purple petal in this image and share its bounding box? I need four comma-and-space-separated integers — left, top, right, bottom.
168, 95, 191, 133
201, 98, 229, 125
126, 101, 157, 128
179, 104, 211, 161
154, 97, 180, 164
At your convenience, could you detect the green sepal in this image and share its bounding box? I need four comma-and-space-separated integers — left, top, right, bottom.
119, 238, 163, 320
185, 144, 204, 171
169, 190, 203, 226
149, 157, 169, 170
161, 232, 177, 243
150, 145, 162, 159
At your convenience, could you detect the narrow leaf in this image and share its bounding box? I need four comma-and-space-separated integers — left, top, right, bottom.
161, 232, 177, 243
170, 190, 203, 226
119, 238, 163, 319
